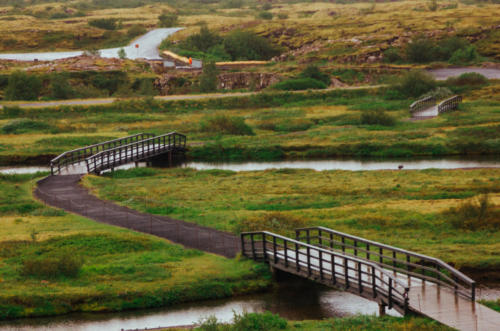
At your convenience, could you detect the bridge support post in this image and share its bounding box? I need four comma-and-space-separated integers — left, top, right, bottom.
379, 303, 386, 316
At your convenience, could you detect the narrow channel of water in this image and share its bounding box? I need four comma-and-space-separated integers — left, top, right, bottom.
1, 157, 499, 174
0, 281, 400, 331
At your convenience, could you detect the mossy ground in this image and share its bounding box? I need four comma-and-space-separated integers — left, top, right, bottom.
0, 173, 271, 319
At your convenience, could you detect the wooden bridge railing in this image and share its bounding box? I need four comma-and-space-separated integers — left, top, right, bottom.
409, 96, 436, 113
50, 133, 155, 175
295, 226, 475, 301
85, 132, 186, 174
438, 95, 462, 114
241, 231, 410, 314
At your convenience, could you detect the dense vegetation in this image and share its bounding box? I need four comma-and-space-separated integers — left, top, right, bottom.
192, 312, 453, 331
162, 26, 280, 61
86, 167, 500, 271
0, 173, 271, 319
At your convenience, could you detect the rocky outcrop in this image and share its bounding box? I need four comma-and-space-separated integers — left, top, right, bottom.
218, 72, 281, 90
154, 72, 282, 95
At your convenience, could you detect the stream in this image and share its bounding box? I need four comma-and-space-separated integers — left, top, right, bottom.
1, 156, 499, 174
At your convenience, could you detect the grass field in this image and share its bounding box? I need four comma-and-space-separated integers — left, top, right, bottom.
0, 173, 271, 319
0, 86, 499, 164
85, 167, 500, 271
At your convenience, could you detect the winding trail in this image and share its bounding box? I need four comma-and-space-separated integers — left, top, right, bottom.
35, 175, 240, 258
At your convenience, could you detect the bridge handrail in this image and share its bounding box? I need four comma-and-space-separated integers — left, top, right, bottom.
85, 132, 186, 174
437, 95, 462, 114
295, 226, 475, 300
409, 96, 436, 113
241, 231, 409, 312
50, 133, 155, 175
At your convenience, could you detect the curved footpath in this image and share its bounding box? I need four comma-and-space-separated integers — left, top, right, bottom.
35, 175, 240, 258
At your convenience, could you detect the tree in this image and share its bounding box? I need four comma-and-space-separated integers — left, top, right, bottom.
299, 65, 330, 85
50, 73, 74, 100
118, 48, 126, 59
405, 36, 436, 63
158, 13, 178, 28
5, 71, 42, 101
199, 60, 218, 92
88, 18, 117, 30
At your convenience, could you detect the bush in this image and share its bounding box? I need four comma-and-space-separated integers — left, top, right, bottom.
446, 72, 488, 87
5, 71, 41, 101
360, 111, 396, 126
299, 65, 330, 85
232, 311, 287, 331
419, 87, 454, 100
88, 18, 117, 30
383, 47, 402, 63
223, 30, 280, 61
257, 11, 273, 20
1, 119, 53, 134
405, 37, 436, 63
449, 46, 479, 64
21, 251, 84, 278
272, 78, 327, 91
200, 115, 254, 135
445, 195, 500, 231
50, 73, 74, 99
394, 70, 437, 98
158, 13, 178, 28
199, 60, 219, 92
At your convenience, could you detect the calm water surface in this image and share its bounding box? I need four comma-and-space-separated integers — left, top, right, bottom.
2, 157, 499, 174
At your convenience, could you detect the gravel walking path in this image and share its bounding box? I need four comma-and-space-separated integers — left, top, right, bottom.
35, 175, 240, 258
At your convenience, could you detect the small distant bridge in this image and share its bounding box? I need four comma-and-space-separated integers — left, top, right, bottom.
50, 132, 186, 175
241, 226, 500, 331
410, 95, 462, 120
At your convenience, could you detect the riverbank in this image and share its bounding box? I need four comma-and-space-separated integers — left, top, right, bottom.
0, 173, 271, 320
0, 87, 499, 165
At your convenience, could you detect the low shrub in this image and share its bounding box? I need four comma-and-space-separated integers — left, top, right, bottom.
383, 47, 403, 63
393, 70, 437, 98
446, 72, 488, 87
272, 78, 327, 91
88, 18, 117, 30
5, 71, 42, 101
360, 111, 396, 126
21, 250, 84, 278
444, 194, 500, 231
200, 115, 254, 135
232, 311, 287, 331
1, 119, 54, 134
127, 24, 147, 38
257, 11, 273, 20
299, 65, 330, 85
419, 87, 454, 100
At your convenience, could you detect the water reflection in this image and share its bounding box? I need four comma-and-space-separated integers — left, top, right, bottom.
0, 280, 399, 331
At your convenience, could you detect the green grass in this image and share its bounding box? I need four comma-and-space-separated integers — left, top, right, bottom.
86, 167, 500, 270
0, 173, 271, 319
186, 313, 453, 331
1, 88, 499, 164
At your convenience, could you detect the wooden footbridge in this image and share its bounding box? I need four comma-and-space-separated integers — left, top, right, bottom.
410, 95, 462, 120
50, 132, 186, 175
241, 227, 500, 331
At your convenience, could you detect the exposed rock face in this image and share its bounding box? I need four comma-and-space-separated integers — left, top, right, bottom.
218, 72, 281, 90
154, 72, 282, 95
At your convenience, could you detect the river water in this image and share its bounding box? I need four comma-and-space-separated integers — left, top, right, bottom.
2, 157, 499, 174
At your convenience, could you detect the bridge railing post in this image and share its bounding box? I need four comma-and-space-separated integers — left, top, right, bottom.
273, 236, 277, 264
388, 278, 393, 309
262, 233, 267, 262
284, 240, 288, 267
319, 250, 323, 280
307, 246, 311, 276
